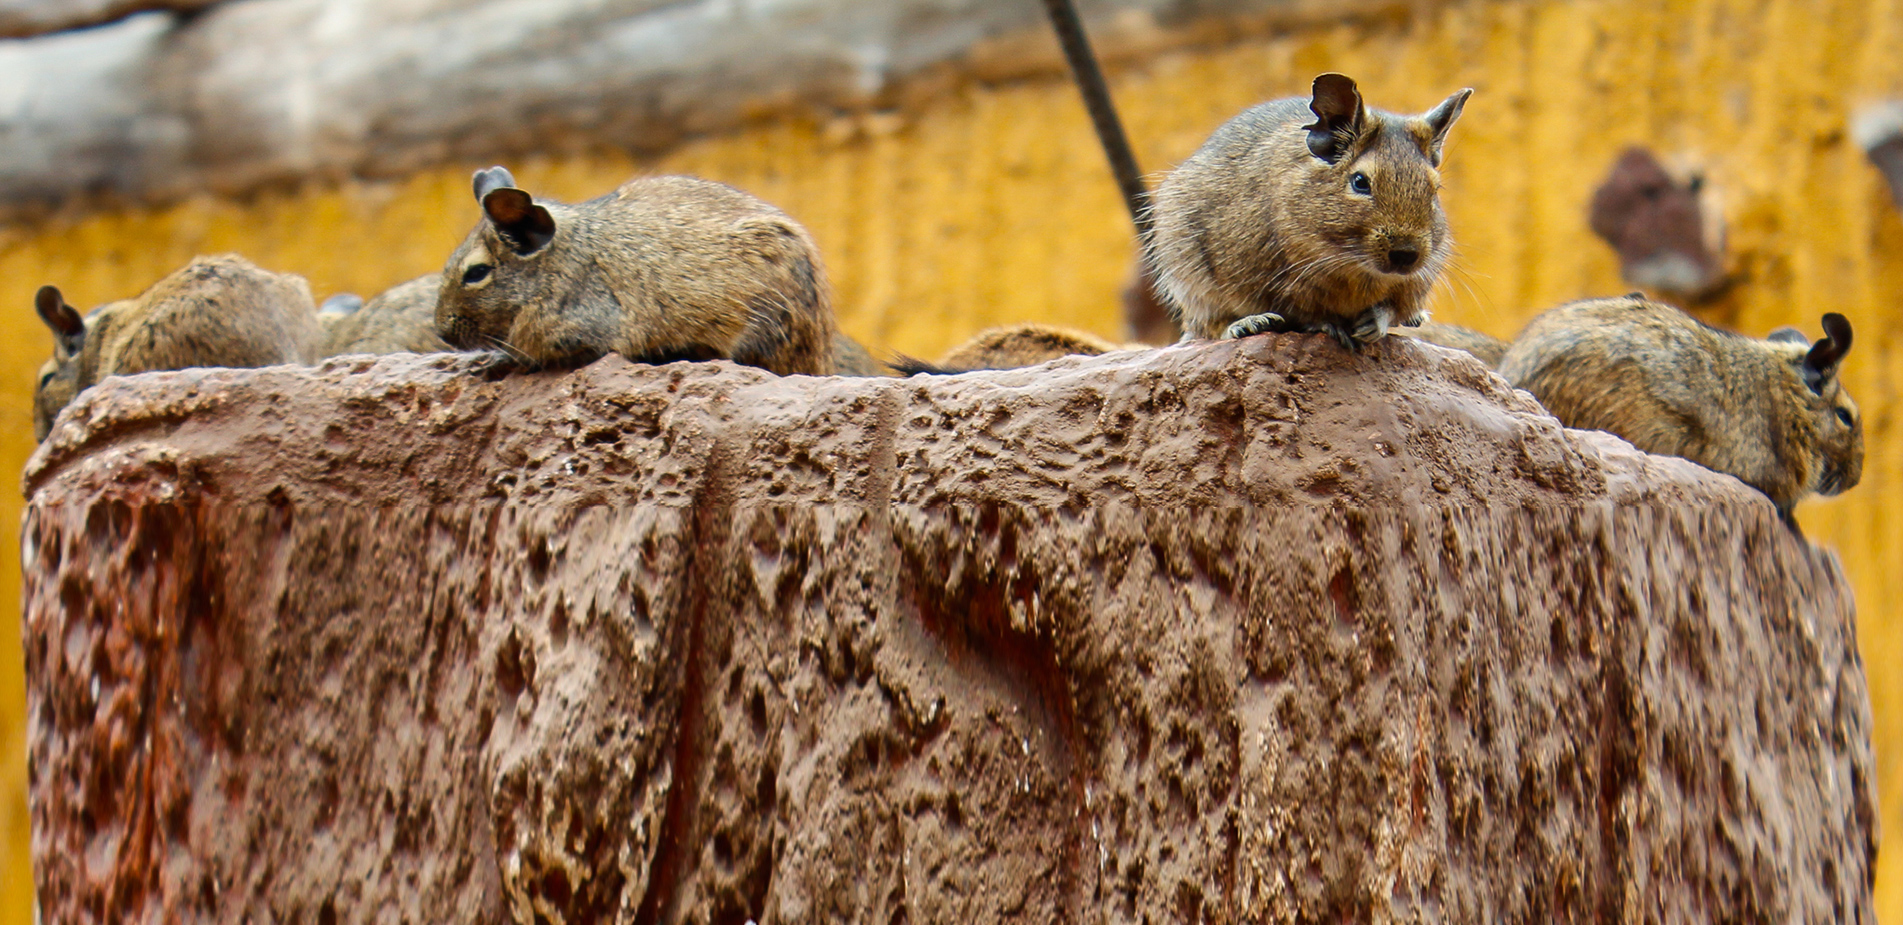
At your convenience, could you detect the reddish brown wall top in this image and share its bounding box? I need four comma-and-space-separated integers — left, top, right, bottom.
20, 339, 1876, 922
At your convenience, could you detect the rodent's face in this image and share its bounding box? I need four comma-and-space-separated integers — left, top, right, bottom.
1778, 313, 1863, 500
436, 167, 563, 356
32, 285, 87, 442
1808, 375, 1863, 497
1295, 132, 1447, 278
1281, 81, 1469, 284
33, 357, 78, 442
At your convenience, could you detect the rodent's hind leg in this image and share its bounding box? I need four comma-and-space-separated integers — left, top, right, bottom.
1223, 311, 1290, 340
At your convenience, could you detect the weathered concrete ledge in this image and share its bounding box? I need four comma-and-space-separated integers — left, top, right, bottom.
20, 337, 1876, 921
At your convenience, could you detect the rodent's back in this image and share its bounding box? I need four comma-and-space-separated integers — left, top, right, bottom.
1500, 295, 1862, 513
96, 255, 321, 377
324, 275, 447, 356
938, 323, 1124, 369
1393, 320, 1508, 366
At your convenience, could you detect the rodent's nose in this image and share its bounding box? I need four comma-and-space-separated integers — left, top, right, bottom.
441, 314, 478, 349
1387, 247, 1421, 273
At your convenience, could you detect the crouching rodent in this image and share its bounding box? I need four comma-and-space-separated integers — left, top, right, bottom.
1146, 73, 1473, 348
32, 254, 322, 441
323, 275, 449, 357
1497, 294, 1862, 515
1393, 320, 1508, 366
436, 166, 837, 375
892, 322, 1127, 374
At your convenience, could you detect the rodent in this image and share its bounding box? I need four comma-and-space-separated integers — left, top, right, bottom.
322, 275, 449, 356
32, 254, 322, 441
892, 322, 1126, 374
1392, 320, 1508, 366
436, 166, 836, 376
1145, 73, 1473, 348
1496, 293, 1862, 516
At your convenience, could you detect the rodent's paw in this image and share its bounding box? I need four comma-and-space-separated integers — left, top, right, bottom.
1223, 312, 1289, 340
1317, 321, 1361, 352
1350, 306, 1393, 344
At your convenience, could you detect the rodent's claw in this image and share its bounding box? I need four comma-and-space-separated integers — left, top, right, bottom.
1351, 305, 1393, 344
1223, 312, 1288, 340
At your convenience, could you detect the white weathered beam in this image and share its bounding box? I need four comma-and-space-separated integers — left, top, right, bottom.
0, 0, 1383, 217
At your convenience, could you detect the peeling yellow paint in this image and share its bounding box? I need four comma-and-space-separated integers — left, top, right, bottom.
3, 0, 1902, 915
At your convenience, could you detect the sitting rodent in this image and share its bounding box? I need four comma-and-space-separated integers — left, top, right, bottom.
1392, 320, 1508, 366
436, 166, 836, 375
892, 322, 1127, 374
323, 275, 449, 356
1146, 73, 1473, 348
32, 254, 322, 441
1497, 294, 1861, 515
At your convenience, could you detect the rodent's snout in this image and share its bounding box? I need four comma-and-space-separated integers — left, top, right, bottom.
1370, 232, 1430, 276
440, 314, 479, 349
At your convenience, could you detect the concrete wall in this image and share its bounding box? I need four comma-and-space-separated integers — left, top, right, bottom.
3, 0, 1902, 917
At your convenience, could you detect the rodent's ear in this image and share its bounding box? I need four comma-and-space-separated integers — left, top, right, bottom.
1766, 326, 1809, 346
35, 285, 83, 340
1422, 88, 1474, 166
472, 166, 518, 204
482, 187, 557, 256
1304, 73, 1366, 164
1802, 312, 1853, 392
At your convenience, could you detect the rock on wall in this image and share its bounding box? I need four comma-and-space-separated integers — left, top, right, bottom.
20, 338, 1876, 922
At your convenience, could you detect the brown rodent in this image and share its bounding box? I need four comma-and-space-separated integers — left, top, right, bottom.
32, 254, 322, 441
1392, 320, 1508, 366
1496, 294, 1862, 515
436, 166, 836, 375
323, 275, 449, 356
893, 322, 1127, 374
1146, 73, 1473, 348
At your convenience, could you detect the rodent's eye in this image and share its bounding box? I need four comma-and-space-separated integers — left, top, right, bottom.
462, 263, 493, 285
1349, 172, 1373, 196
37, 371, 53, 389
1834, 407, 1854, 428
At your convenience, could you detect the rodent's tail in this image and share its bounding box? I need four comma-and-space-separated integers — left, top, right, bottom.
889, 355, 979, 376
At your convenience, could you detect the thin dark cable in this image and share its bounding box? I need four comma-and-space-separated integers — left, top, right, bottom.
1041, 0, 1151, 240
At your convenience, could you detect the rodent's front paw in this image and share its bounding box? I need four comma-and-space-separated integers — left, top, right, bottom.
1351, 305, 1394, 344
1223, 312, 1288, 340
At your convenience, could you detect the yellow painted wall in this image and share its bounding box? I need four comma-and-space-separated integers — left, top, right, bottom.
3, 0, 1902, 916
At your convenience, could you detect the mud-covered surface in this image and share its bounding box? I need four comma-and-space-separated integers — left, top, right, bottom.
21, 335, 1877, 922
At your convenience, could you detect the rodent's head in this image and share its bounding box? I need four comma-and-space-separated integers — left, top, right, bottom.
1282, 74, 1473, 279
32, 285, 86, 442
1767, 313, 1862, 503
436, 166, 565, 355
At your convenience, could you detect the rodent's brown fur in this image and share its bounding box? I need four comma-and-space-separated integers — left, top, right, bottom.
1393, 320, 1508, 366
890, 323, 1128, 375
939, 323, 1124, 369
32, 254, 321, 441
1147, 73, 1472, 347
324, 275, 448, 356
437, 166, 836, 376
1497, 294, 1862, 515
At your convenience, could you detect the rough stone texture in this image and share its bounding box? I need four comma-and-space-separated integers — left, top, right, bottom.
20, 337, 1877, 922
0, 0, 1402, 217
